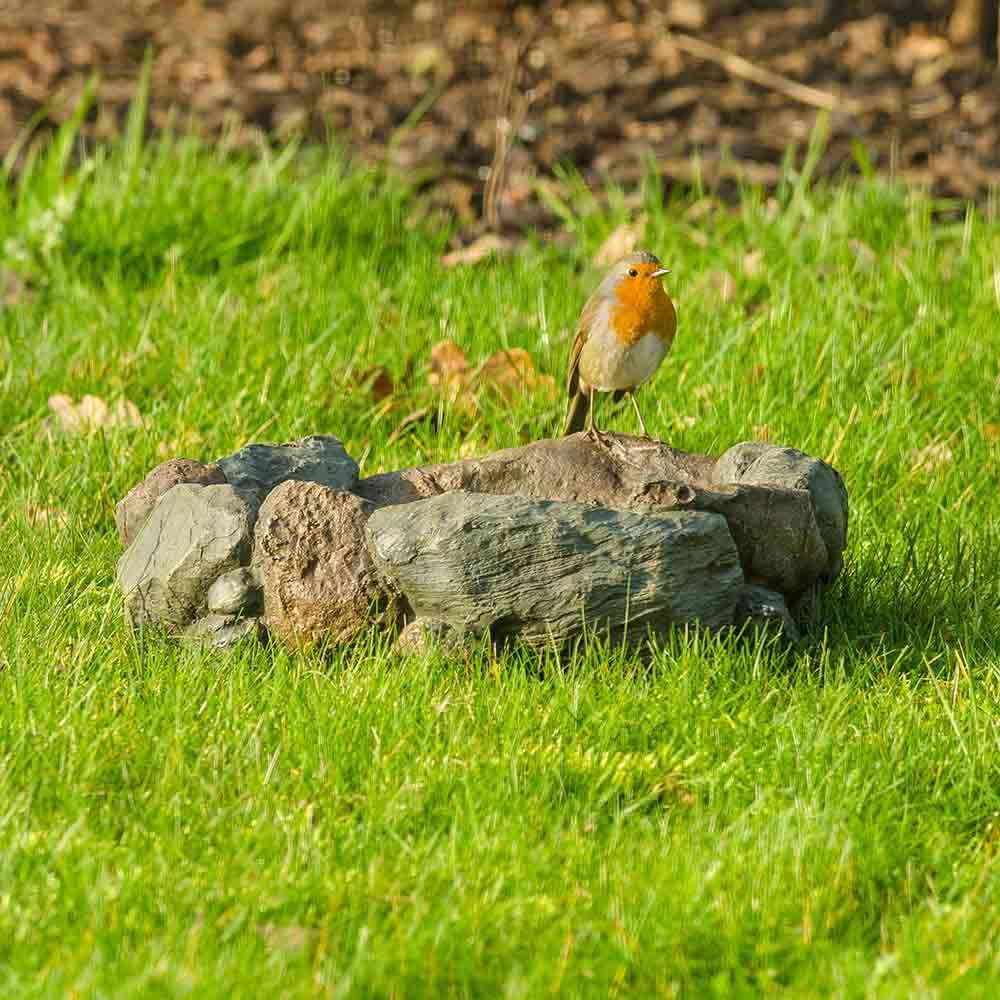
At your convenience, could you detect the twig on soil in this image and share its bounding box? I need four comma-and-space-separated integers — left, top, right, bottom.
670, 32, 864, 115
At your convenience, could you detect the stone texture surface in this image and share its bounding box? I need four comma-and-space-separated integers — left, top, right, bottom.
735, 584, 801, 644
712, 442, 849, 581
116, 484, 258, 628
183, 613, 265, 648
115, 458, 226, 547
218, 435, 358, 502
367, 491, 745, 647
633, 480, 827, 598
207, 566, 263, 616
253, 480, 397, 647
355, 432, 713, 508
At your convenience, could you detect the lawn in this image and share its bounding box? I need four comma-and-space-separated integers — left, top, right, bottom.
2, 101, 1000, 997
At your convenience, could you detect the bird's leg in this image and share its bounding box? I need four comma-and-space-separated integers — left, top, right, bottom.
584, 385, 606, 445
627, 391, 652, 440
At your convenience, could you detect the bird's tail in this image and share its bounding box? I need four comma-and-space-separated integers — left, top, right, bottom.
563, 390, 589, 435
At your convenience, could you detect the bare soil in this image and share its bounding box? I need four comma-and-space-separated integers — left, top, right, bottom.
2, 1, 999, 234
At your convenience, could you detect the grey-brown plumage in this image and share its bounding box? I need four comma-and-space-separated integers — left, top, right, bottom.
563, 252, 676, 437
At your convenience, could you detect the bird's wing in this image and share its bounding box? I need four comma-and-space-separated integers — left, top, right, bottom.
566, 289, 604, 397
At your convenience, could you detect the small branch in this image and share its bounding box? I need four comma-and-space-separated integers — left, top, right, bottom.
670, 32, 864, 115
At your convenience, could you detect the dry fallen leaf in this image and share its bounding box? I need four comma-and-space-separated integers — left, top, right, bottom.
1, 267, 32, 309
478, 347, 557, 402
441, 234, 514, 268
594, 217, 646, 267
705, 269, 737, 304
428, 340, 471, 408
256, 923, 316, 954
429, 340, 469, 380
354, 366, 395, 402
47, 393, 143, 434
911, 440, 954, 474
742, 250, 764, 278
849, 239, 878, 270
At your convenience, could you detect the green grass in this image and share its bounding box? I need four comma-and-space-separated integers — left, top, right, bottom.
2, 107, 1000, 997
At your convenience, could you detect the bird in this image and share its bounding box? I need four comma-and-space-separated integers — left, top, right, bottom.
563, 250, 676, 440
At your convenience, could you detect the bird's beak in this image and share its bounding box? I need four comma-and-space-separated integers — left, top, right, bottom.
651, 267, 670, 278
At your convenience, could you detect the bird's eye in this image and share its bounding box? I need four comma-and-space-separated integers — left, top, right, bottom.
627, 267, 638, 278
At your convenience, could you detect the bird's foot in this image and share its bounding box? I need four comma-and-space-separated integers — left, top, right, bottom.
584, 426, 610, 448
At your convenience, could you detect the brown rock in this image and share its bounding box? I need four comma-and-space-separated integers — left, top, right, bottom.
115, 458, 226, 547
253, 481, 399, 647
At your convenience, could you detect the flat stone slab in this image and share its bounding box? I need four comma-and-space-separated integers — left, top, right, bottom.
366, 491, 745, 646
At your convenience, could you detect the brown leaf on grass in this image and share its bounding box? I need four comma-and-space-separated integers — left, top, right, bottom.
911, 440, 954, 473
440, 234, 514, 268
705, 269, 737, 304
1, 267, 32, 308
354, 366, 395, 402
983, 422, 998, 442
256, 923, 317, 954
594, 217, 646, 267
477, 348, 557, 402
742, 250, 764, 278
849, 239, 878, 270
427, 340, 471, 409
47, 393, 143, 434
427, 341, 555, 416
429, 340, 469, 380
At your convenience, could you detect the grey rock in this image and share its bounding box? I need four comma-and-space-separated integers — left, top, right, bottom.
634, 479, 828, 598
366, 492, 745, 648
117, 483, 258, 629
217, 435, 358, 502
115, 458, 226, 547
207, 566, 263, 616
253, 480, 399, 647
393, 620, 465, 656
734, 584, 801, 644
183, 613, 265, 648
712, 442, 849, 580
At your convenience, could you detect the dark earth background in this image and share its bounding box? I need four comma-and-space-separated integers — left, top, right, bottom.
2, 0, 999, 237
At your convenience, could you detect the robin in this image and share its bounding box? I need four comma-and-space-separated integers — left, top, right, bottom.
563, 251, 676, 440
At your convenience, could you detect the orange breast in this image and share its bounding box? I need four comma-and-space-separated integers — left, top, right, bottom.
610, 281, 677, 347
